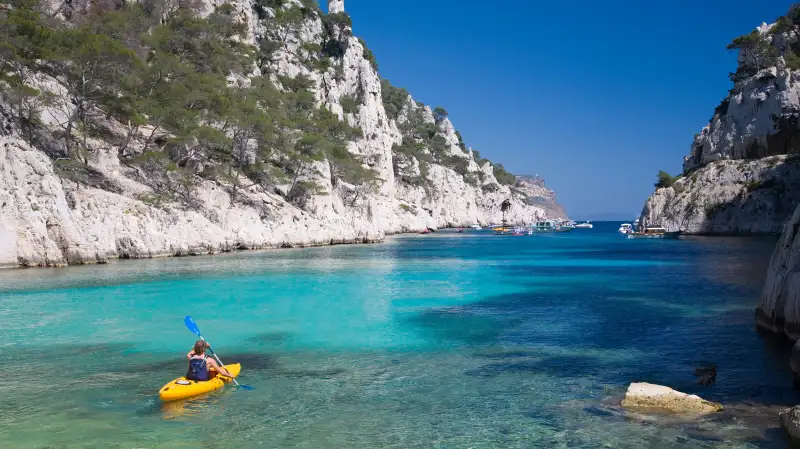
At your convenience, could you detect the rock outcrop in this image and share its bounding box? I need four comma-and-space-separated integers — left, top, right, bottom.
640, 8, 800, 234
620, 382, 723, 414
640, 157, 800, 234
756, 205, 800, 379
0, 0, 565, 267
780, 405, 800, 443
515, 176, 568, 220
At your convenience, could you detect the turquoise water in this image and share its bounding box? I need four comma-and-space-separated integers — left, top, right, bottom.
0, 222, 795, 448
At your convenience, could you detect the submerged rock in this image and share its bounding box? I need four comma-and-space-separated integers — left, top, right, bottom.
620, 382, 723, 414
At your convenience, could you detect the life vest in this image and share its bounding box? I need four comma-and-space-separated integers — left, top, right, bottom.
187, 355, 209, 381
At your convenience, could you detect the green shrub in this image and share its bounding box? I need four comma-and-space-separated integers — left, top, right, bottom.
786, 51, 800, 71
655, 170, 680, 189
138, 192, 174, 208
744, 179, 763, 192
464, 173, 480, 186
381, 78, 409, 120
481, 183, 499, 193
441, 154, 469, 175
493, 163, 515, 185
323, 11, 352, 32
772, 16, 793, 34
727, 31, 761, 50
358, 37, 378, 72
340, 94, 358, 114
454, 130, 466, 152
433, 106, 448, 124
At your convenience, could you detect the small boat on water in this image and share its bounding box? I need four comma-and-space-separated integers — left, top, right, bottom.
531, 220, 573, 233
159, 363, 242, 401
626, 226, 681, 239
492, 225, 515, 235
470, 224, 482, 230
456, 227, 464, 233
513, 226, 531, 236
574, 221, 593, 229
618, 223, 633, 234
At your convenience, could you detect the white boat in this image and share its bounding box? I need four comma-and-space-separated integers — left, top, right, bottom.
618, 223, 633, 234
626, 226, 681, 239
574, 221, 593, 229
531, 220, 573, 233
513, 226, 530, 236
470, 224, 482, 230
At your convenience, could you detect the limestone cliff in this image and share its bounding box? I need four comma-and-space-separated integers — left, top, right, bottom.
515, 176, 568, 220
640, 10, 800, 234
0, 0, 564, 267
722, 6, 800, 382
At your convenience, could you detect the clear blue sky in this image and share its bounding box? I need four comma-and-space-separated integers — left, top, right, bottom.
323, 0, 794, 219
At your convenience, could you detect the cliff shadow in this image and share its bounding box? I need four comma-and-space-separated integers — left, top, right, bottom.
400, 256, 800, 407
693, 157, 800, 235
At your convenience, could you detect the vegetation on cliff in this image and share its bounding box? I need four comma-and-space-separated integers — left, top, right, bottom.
654, 170, 681, 189
0, 0, 380, 210
0, 0, 520, 213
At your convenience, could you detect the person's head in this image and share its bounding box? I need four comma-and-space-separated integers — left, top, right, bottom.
193, 340, 207, 355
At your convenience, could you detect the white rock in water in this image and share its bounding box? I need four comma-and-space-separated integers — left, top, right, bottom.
620, 382, 723, 414
780, 405, 800, 443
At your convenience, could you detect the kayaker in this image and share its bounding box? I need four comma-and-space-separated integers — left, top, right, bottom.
186, 340, 234, 381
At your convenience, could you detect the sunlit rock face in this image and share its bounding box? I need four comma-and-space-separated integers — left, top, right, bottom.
0, 0, 562, 267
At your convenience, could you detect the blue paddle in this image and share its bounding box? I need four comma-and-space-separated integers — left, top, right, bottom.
184, 316, 254, 390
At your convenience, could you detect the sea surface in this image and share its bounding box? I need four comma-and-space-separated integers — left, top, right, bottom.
0, 222, 796, 448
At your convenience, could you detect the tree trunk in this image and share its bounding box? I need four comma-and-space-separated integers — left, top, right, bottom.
64, 106, 79, 158
142, 125, 160, 153
80, 75, 88, 164
119, 122, 139, 157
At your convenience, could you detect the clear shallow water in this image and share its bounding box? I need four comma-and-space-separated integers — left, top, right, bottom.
0, 222, 796, 448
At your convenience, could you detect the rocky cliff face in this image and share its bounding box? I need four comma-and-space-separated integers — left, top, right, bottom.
0, 0, 564, 268
640, 12, 800, 234
515, 176, 568, 220
706, 6, 800, 382
640, 157, 800, 234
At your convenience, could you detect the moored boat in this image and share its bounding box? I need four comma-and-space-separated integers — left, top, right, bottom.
531, 220, 573, 233
574, 221, 593, 229
512, 226, 530, 236
492, 225, 515, 235
470, 224, 482, 230
618, 223, 633, 234
626, 226, 681, 239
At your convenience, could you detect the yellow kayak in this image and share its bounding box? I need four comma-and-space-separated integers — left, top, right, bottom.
158, 363, 241, 401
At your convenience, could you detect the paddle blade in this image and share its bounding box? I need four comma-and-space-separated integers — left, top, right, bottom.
238, 385, 255, 390
184, 316, 202, 337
